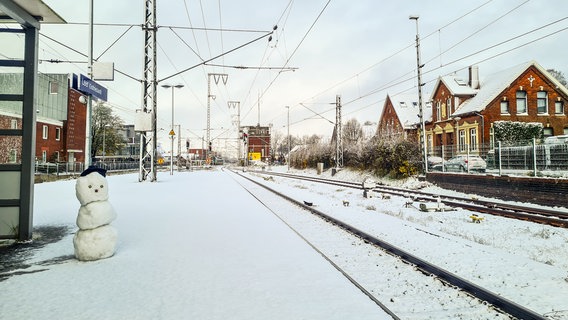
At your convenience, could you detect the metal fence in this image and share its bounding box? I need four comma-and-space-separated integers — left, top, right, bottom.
429, 139, 568, 177
34, 160, 139, 176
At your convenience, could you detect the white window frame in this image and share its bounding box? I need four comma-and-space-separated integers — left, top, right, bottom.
10, 119, 18, 129
458, 129, 466, 152
516, 91, 527, 114
55, 127, 61, 141
469, 128, 477, 151
42, 150, 47, 163
555, 101, 564, 114
543, 127, 553, 138
446, 97, 452, 119
436, 101, 441, 121
49, 81, 59, 94
42, 125, 48, 139
537, 91, 548, 114
500, 101, 509, 114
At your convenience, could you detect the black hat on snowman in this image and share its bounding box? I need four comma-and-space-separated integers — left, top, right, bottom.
80, 165, 107, 177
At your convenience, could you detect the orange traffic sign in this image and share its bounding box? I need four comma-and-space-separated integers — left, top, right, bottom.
169, 130, 175, 136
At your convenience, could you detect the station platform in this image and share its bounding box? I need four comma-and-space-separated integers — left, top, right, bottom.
0, 170, 390, 319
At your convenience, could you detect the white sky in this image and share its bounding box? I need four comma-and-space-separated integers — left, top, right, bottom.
28, 0, 568, 149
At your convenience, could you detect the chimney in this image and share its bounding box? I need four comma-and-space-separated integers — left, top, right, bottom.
469, 65, 480, 89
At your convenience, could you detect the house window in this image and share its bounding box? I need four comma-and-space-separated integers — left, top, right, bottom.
427, 134, 433, 153
436, 101, 441, 121
42, 125, 48, 139
55, 127, 61, 141
459, 129, 466, 152
489, 126, 495, 149
49, 81, 59, 94
543, 128, 553, 138
537, 91, 548, 114
42, 150, 47, 163
564, 127, 568, 135
469, 128, 477, 151
500, 101, 509, 114
9, 149, 17, 163
11, 119, 18, 129
516, 90, 527, 114
54, 151, 60, 162
446, 98, 452, 118
555, 101, 564, 114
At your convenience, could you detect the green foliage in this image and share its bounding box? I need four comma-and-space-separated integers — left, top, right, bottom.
493, 121, 543, 146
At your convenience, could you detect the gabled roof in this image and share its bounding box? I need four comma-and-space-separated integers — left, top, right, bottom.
381, 93, 432, 129
454, 60, 568, 117
430, 75, 478, 101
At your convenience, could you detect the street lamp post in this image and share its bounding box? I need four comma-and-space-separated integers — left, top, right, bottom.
161, 84, 184, 175
410, 15, 428, 174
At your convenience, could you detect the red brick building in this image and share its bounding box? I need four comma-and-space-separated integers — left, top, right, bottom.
243, 125, 271, 162
376, 93, 431, 142
64, 87, 87, 163
0, 73, 87, 165
427, 61, 568, 156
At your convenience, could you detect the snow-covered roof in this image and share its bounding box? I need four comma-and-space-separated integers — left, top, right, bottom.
439, 75, 479, 96
454, 60, 568, 117
385, 93, 432, 129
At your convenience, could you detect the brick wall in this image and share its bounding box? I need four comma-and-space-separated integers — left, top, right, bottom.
427, 172, 568, 207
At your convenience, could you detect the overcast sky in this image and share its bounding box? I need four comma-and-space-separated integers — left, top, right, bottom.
31, 0, 568, 149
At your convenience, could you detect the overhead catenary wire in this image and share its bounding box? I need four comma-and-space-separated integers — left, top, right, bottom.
286, 21, 568, 129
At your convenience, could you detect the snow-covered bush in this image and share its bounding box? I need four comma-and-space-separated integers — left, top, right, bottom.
494, 121, 543, 146
290, 135, 421, 179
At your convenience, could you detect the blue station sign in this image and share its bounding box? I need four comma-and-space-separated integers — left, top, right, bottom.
73, 74, 108, 101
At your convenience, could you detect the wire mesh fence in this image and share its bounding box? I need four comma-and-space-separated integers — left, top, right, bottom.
428, 139, 568, 177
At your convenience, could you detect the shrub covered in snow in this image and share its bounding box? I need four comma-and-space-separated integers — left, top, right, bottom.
494, 121, 543, 146
291, 136, 421, 179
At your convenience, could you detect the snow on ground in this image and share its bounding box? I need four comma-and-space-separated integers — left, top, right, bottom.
2, 166, 568, 319
1, 170, 391, 320
249, 166, 568, 318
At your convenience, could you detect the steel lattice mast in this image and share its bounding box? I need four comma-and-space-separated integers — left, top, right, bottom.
138, 0, 158, 182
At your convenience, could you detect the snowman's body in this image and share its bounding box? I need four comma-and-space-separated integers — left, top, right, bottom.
74, 168, 117, 261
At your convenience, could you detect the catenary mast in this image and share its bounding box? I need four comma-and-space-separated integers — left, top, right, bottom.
138, 0, 158, 181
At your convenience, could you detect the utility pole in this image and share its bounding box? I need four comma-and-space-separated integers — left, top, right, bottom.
138, 0, 158, 181
228, 101, 240, 162
410, 15, 428, 174
207, 73, 228, 161
335, 95, 343, 169
176, 124, 181, 169
85, 0, 93, 169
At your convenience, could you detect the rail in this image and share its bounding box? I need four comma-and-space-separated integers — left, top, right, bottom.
233, 169, 546, 320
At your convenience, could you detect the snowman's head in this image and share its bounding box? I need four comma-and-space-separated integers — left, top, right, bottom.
76, 171, 109, 205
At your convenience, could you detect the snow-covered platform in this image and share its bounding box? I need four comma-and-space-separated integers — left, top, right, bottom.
0, 171, 390, 319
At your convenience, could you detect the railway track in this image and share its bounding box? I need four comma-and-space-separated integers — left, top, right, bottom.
251, 170, 568, 228
231, 169, 547, 320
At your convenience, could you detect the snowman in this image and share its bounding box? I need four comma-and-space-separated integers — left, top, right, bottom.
73, 166, 117, 261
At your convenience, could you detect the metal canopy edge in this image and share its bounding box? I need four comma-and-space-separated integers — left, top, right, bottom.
0, 0, 65, 28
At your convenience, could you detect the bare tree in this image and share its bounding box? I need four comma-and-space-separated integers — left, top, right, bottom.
547, 68, 567, 87
91, 102, 125, 160
343, 118, 363, 145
